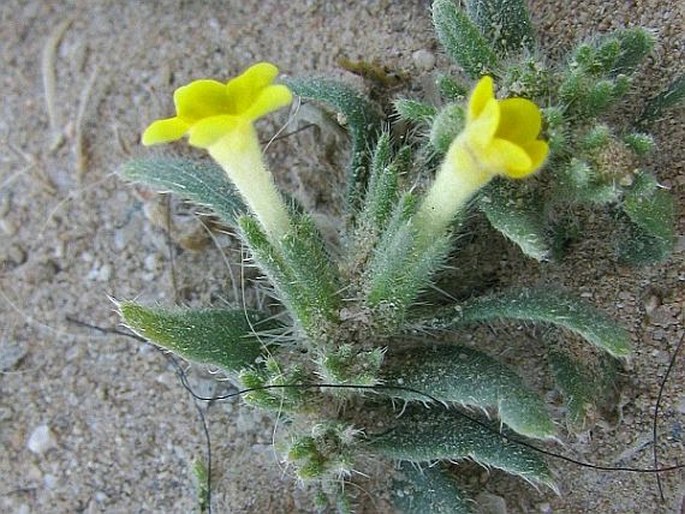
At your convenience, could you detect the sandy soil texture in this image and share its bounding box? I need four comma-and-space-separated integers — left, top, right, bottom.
1, 0, 683, 512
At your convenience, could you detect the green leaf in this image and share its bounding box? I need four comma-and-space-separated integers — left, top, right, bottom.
622, 173, 676, 246
571, 28, 653, 77
368, 405, 555, 490
424, 288, 631, 358
548, 351, 597, 429
430, 103, 466, 154
119, 302, 274, 371
637, 73, 685, 126
192, 458, 210, 514
608, 27, 654, 76
478, 183, 551, 261
383, 346, 556, 439
436, 74, 468, 101
239, 213, 339, 338
622, 132, 654, 156
240, 216, 317, 337
392, 462, 473, 514
279, 211, 341, 326
365, 194, 452, 327
617, 223, 673, 265
284, 76, 382, 213
393, 98, 438, 125
618, 172, 675, 264
239, 362, 307, 412
432, 0, 499, 78
466, 0, 535, 54
554, 159, 620, 206
120, 157, 245, 226
362, 138, 409, 231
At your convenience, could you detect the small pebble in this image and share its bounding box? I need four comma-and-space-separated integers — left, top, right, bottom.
88, 262, 112, 282
98, 263, 112, 281
644, 295, 660, 315
677, 396, 685, 415
649, 306, 677, 327
652, 329, 665, 341
144, 253, 161, 272
618, 291, 632, 301
537, 503, 552, 514
476, 492, 507, 514
44, 473, 58, 489
0, 218, 18, 236
412, 49, 436, 71
675, 235, 685, 253
27, 425, 57, 455
0, 342, 28, 371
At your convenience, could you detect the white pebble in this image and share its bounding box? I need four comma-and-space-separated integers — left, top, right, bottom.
537, 503, 552, 514
27, 424, 57, 454
0, 218, 18, 236
677, 396, 685, 415
97, 264, 112, 281
412, 49, 436, 71
477, 492, 507, 514
44, 473, 58, 489
144, 253, 161, 272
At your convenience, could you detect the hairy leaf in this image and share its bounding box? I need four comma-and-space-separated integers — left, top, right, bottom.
638, 73, 685, 126
279, 211, 341, 325
619, 171, 676, 264
467, 0, 534, 54
366, 194, 452, 327
383, 345, 556, 439
548, 351, 596, 429
362, 139, 409, 232
424, 288, 631, 358
392, 462, 473, 514
119, 302, 274, 371
432, 0, 498, 78
368, 405, 555, 490
394, 98, 438, 125
478, 183, 551, 261
121, 157, 245, 225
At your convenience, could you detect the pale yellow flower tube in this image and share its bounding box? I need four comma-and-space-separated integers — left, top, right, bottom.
206, 125, 290, 240
414, 134, 492, 236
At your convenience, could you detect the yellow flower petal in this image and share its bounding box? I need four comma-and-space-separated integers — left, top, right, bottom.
174, 79, 231, 121
522, 139, 549, 172
142, 117, 189, 146
226, 62, 280, 113
488, 138, 532, 176
468, 76, 494, 121
497, 98, 543, 145
467, 97, 500, 148
187, 115, 242, 148
244, 84, 294, 122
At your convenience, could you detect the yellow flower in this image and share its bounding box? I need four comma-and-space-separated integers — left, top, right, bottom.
415, 76, 548, 238
462, 75, 548, 179
142, 62, 293, 241
142, 62, 293, 149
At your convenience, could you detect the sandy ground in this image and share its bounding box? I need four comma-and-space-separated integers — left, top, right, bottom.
1, 0, 683, 512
